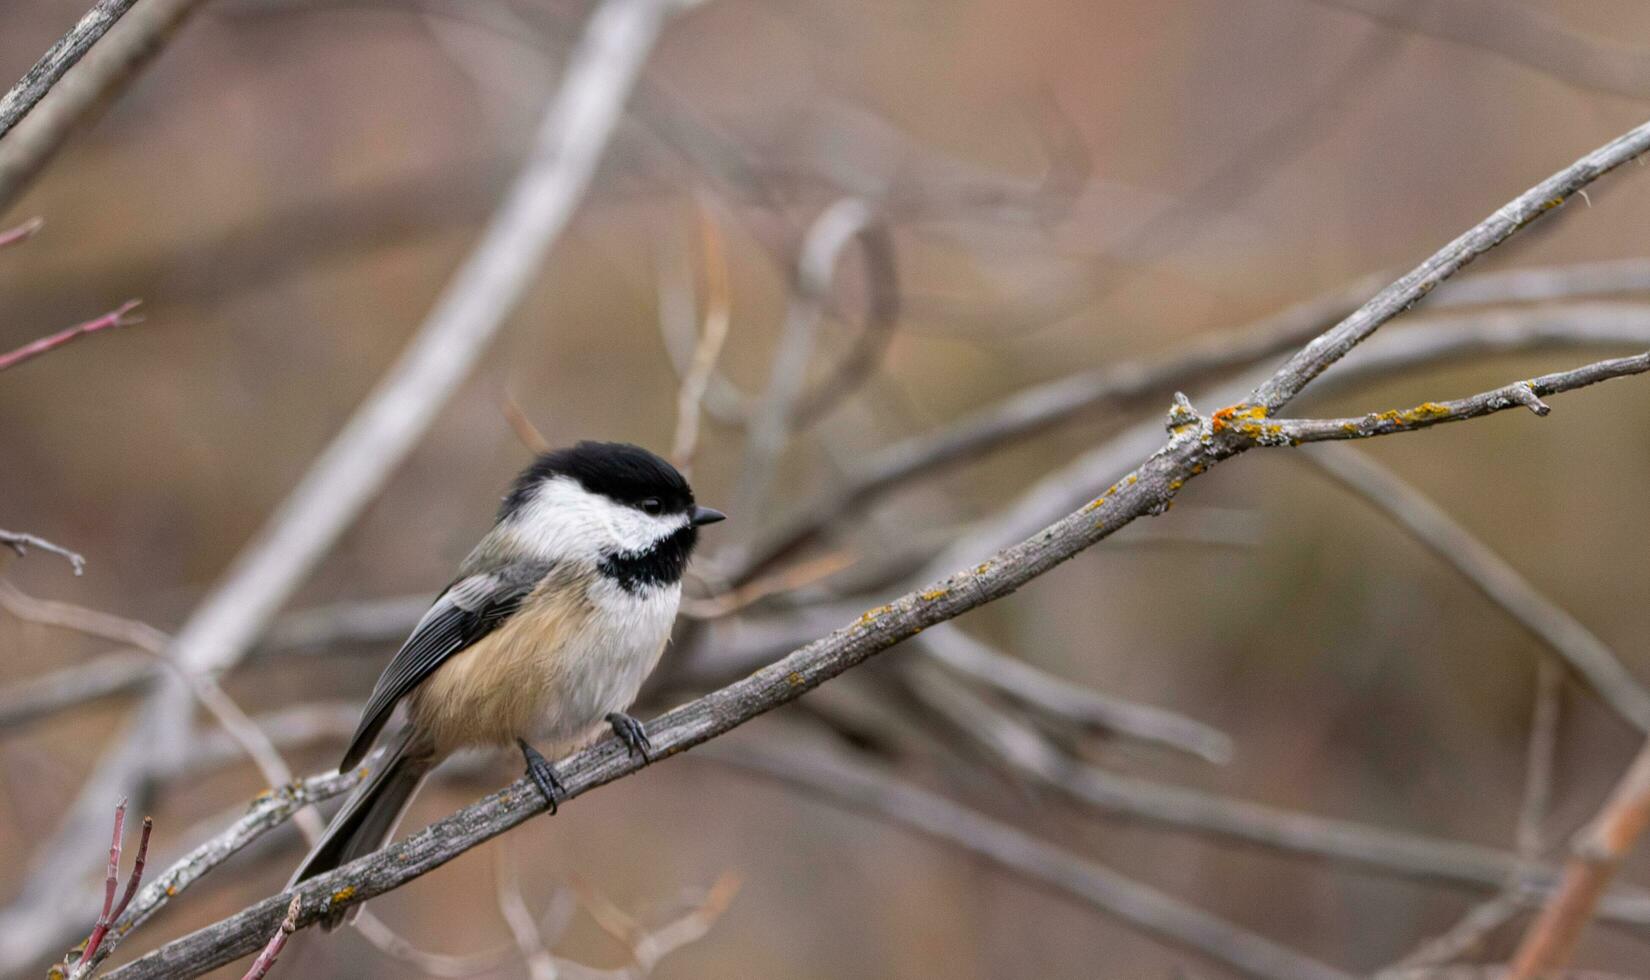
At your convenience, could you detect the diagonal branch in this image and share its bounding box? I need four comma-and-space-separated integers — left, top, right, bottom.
1509, 737, 1650, 978
1298, 445, 1650, 732
0, 300, 141, 373
0, 527, 86, 574
0, 0, 140, 142
710, 740, 1355, 980
1248, 119, 1650, 412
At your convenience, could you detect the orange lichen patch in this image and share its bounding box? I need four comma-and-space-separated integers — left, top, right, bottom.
1168, 479, 1184, 491
1542, 195, 1566, 210
330, 886, 356, 907
975, 562, 991, 575
1367, 401, 1455, 429
919, 588, 948, 601
1210, 404, 1267, 433
786, 671, 805, 687
857, 605, 891, 625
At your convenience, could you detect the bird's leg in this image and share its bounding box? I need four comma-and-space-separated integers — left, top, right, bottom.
517, 738, 566, 814
606, 712, 653, 761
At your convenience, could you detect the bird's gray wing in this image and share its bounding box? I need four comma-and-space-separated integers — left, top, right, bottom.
339, 564, 549, 770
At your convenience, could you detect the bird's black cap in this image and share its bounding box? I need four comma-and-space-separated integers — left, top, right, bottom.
499, 441, 696, 521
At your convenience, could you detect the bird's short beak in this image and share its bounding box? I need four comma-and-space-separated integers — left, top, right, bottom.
691, 505, 727, 526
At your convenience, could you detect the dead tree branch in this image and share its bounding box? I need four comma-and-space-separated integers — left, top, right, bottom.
0, 0, 215, 216
0, 0, 140, 142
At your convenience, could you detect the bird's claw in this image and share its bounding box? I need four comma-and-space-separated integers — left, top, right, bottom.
606, 712, 653, 761
517, 738, 566, 814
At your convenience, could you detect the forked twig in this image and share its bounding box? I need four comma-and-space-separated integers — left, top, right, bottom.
66, 799, 152, 972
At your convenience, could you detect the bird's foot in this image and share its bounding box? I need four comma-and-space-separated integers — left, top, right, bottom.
606, 712, 653, 761
517, 738, 566, 814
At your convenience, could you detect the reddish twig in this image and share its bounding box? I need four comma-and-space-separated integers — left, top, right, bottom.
0, 299, 141, 373
1508, 738, 1650, 978
240, 896, 300, 980
0, 216, 43, 250
76, 800, 151, 968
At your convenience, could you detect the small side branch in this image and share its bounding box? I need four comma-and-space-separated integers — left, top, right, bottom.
0, 299, 141, 373
1247, 352, 1650, 446
239, 896, 300, 980
59, 798, 151, 976
0, 528, 85, 574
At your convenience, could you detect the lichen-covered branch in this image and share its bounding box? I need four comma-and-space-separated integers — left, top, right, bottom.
1253, 352, 1650, 444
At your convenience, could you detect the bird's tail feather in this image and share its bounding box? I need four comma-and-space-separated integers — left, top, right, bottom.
288, 727, 433, 929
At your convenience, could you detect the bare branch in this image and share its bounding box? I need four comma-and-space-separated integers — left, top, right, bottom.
1260, 352, 1650, 445
1248, 119, 1650, 412
1509, 738, 1650, 978
0, 0, 215, 216
918, 620, 1233, 764
709, 740, 1354, 980
0, 527, 85, 574
0, 0, 140, 142
1296, 446, 1650, 732
0, 300, 141, 373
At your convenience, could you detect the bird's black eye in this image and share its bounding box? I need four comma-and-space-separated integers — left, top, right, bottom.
639, 497, 664, 516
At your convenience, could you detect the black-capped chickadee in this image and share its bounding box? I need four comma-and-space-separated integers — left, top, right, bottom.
290, 442, 724, 920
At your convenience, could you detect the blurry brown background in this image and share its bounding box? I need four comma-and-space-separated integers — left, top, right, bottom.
4, 0, 1650, 977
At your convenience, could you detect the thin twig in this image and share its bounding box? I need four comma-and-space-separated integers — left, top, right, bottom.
0, 528, 85, 574
1248, 119, 1650, 411
73, 770, 362, 978
239, 895, 299, 980
65, 801, 150, 977
0, 0, 140, 142
918, 620, 1233, 764
0, 299, 141, 372
0, 216, 44, 249
1260, 352, 1650, 445
1509, 738, 1650, 978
